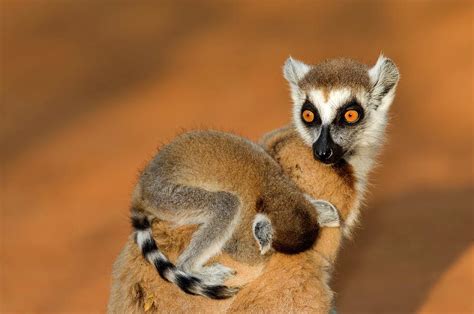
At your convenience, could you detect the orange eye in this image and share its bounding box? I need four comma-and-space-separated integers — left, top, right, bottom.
344, 110, 360, 123
302, 110, 315, 123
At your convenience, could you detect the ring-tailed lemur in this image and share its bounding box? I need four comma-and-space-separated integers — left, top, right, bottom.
131, 130, 340, 299
283, 55, 399, 233
128, 54, 399, 301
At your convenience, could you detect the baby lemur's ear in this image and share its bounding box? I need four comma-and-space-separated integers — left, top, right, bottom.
368, 54, 400, 111
283, 56, 311, 86
304, 195, 340, 228
252, 214, 273, 255
315, 200, 340, 228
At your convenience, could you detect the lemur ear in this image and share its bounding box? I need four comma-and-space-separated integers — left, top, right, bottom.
368, 54, 400, 110
252, 214, 273, 255
283, 56, 311, 86
304, 195, 341, 228
313, 200, 340, 228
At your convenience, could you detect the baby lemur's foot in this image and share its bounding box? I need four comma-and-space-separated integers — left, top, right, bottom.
304, 195, 341, 228
191, 263, 236, 285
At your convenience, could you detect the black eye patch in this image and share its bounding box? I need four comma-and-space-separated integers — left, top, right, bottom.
300, 99, 322, 126
336, 98, 365, 126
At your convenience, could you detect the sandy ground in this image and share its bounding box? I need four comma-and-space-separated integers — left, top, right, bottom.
1, 1, 473, 313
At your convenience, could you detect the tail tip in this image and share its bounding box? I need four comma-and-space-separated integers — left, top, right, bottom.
203, 285, 240, 300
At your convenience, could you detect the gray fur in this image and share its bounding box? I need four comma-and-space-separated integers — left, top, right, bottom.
283, 57, 312, 86
286, 55, 400, 175
130, 129, 343, 299
307, 197, 341, 228
138, 179, 241, 275
252, 214, 273, 255
368, 56, 400, 107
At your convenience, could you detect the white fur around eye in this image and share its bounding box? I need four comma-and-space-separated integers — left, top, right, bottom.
283, 55, 399, 238
308, 88, 352, 124
292, 88, 354, 146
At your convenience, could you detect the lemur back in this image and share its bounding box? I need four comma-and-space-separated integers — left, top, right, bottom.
130, 130, 339, 299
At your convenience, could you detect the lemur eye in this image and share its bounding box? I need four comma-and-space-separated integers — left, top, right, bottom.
302, 110, 315, 123
344, 110, 360, 124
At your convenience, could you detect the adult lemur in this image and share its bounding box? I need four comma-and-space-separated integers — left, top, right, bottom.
110, 55, 399, 312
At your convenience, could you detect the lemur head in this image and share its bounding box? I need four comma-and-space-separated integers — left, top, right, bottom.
252, 197, 340, 256
283, 55, 399, 167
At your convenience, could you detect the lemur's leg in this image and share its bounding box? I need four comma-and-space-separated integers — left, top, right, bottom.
304, 195, 341, 227
146, 181, 240, 283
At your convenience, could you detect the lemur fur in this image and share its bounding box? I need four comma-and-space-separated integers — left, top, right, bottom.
131, 130, 340, 299
109, 54, 399, 312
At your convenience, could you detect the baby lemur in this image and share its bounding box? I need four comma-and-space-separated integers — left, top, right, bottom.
131, 130, 340, 299
109, 54, 400, 312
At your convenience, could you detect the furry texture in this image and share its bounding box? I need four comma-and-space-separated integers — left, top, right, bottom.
285, 55, 399, 234
129, 130, 338, 299
108, 56, 398, 312
108, 127, 357, 313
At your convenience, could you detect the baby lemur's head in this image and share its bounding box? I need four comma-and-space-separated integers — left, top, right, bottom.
283, 55, 400, 169
251, 194, 339, 255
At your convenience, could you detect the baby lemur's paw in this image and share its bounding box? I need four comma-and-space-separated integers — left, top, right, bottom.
304, 195, 341, 228
193, 263, 236, 285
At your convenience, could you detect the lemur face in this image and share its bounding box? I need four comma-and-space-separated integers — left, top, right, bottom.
284, 56, 399, 165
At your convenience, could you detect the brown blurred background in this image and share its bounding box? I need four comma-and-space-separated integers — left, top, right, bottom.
1, 1, 473, 313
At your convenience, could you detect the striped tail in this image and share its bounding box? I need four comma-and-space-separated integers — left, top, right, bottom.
130, 210, 239, 299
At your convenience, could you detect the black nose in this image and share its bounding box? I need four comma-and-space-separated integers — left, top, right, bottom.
312, 126, 344, 164
315, 146, 333, 161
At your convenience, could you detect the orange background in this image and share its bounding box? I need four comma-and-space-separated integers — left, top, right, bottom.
1, 1, 472, 313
